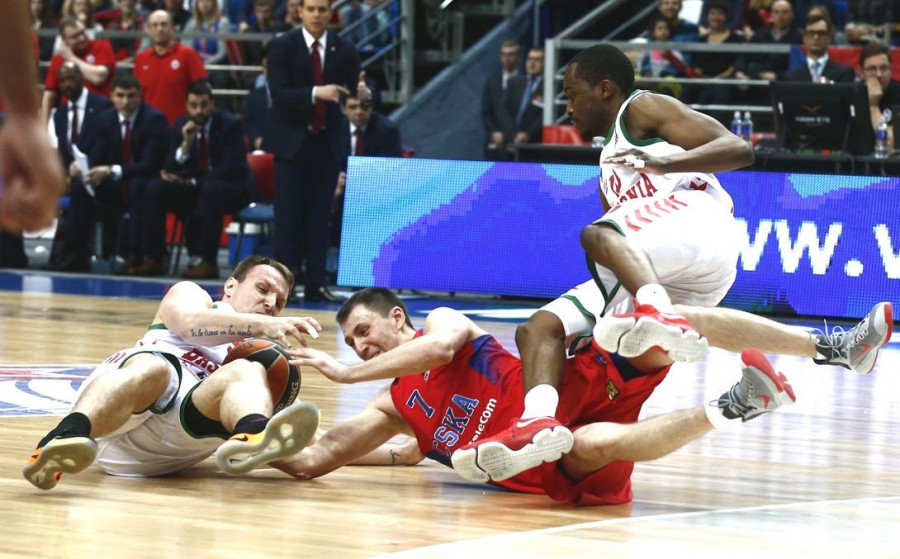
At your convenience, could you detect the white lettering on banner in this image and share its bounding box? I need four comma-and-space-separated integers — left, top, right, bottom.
736, 218, 772, 271
874, 224, 900, 279
774, 220, 842, 275
739, 219, 843, 275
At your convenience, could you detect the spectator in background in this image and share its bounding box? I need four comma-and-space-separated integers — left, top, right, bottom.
341, 0, 372, 46
742, 0, 772, 39
264, 0, 365, 302
698, 0, 744, 33
640, 14, 695, 98
97, 0, 147, 63
793, 0, 837, 28
88, 74, 169, 275
42, 18, 116, 121
242, 0, 290, 68
184, 0, 231, 68
843, 0, 900, 46
860, 42, 900, 150
57, 0, 105, 46
501, 47, 546, 157
32, 0, 58, 63
284, 0, 302, 28
685, 0, 743, 122
658, 0, 699, 41
161, 0, 192, 31
734, 0, 801, 100
139, 81, 254, 279
47, 62, 114, 272
779, 14, 854, 82
133, 10, 209, 125
482, 40, 521, 161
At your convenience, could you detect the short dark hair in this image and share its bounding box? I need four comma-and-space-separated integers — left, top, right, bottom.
337, 287, 413, 329
569, 44, 635, 95
707, 0, 730, 19
860, 41, 892, 67
805, 13, 833, 32
111, 74, 142, 92
231, 255, 295, 292
58, 16, 82, 36
647, 13, 671, 34
187, 80, 214, 99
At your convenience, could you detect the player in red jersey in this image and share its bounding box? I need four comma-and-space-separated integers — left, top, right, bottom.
274, 288, 796, 505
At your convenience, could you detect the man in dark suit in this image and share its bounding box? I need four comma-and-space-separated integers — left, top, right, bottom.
482, 40, 521, 161
264, 0, 366, 303
501, 47, 545, 159
780, 14, 855, 83
85, 74, 170, 274
734, 0, 803, 102
134, 81, 254, 279
48, 62, 114, 272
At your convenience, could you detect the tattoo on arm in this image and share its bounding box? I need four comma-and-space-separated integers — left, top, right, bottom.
390, 449, 400, 465
189, 325, 252, 338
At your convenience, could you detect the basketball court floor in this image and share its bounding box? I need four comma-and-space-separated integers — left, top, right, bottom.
0, 269, 898, 558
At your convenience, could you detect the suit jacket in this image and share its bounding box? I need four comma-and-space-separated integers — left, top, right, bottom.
97, 101, 169, 181
263, 28, 362, 161
166, 109, 257, 201
481, 72, 513, 134
780, 59, 856, 83
341, 111, 402, 168
503, 74, 544, 143
735, 26, 804, 78
52, 91, 114, 170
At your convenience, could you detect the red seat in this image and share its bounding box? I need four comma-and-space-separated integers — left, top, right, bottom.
232, 152, 277, 264
247, 152, 275, 199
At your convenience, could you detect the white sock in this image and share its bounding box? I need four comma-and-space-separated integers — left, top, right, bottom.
521, 384, 559, 419
704, 401, 732, 429
635, 284, 675, 313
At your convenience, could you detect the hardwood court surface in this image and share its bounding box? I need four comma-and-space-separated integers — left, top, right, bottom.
1, 290, 899, 558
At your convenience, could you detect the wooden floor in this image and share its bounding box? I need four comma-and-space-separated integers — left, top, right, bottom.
2, 290, 900, 558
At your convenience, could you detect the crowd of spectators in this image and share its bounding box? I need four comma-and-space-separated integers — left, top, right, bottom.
4, 0, 403, 285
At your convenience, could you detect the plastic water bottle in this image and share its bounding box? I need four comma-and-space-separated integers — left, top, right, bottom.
731, 111, 742, 137
875, 116, 889, 159
741, 111, 754, 145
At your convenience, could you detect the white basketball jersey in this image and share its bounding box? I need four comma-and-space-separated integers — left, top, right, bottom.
134, 302, 237, 381
599, 90, 733, 211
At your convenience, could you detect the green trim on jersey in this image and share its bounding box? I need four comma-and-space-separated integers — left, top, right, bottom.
180, 384, 229, 440
560, 294, 594, 323
586, 252, 623, 316
618, 90, 666, 148
147, 323, 167, 330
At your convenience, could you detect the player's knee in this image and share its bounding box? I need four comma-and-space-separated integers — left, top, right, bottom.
580, 223, 619, 257
218, 358, 267, 383
572, 423, 623, 464
516, 310, 565, 346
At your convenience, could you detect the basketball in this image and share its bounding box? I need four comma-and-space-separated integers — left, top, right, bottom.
224, 338, 301, 412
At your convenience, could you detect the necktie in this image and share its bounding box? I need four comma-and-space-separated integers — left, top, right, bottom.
310, 39, 326, 131
354, 128, 364, 156
811, 60, 822, 82
516, 77, 535, 125
198, 128, 209, 173
70, 103, 79, 146
122, 119, 133, 164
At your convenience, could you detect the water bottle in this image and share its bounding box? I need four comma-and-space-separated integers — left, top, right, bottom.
875, 116, 889, 159
730, 111, 742, 137
741, 111, 754, 145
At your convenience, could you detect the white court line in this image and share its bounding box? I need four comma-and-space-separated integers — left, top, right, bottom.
375, 495, 900, 558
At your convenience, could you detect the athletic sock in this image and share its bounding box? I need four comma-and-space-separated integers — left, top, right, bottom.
635, 284, 675, 314
233, 413, 269, 435
521, 384, 560, 419
37, 412, 92, 449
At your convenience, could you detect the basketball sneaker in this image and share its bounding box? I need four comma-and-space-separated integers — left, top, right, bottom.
712, 348, 796, 422
23, 436, 98, 490
592, 304, 708, 362
215, 400, 320, 475
813, 302, 893, 375
450, 417, 574, 483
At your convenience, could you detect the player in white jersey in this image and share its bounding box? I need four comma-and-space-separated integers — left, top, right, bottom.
449, 44, 892, 483
23, 255, 323, 490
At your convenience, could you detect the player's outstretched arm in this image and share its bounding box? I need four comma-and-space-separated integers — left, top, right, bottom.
273, 389, 409, 478
604, 93, 754, 175
158, 281, 320, 348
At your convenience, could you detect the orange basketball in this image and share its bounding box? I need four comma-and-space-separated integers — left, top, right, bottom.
224, 338, 301, 412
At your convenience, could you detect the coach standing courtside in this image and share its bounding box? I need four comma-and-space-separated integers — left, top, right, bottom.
264, 0, 367, 303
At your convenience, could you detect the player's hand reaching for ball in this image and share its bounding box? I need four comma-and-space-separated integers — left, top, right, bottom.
287, 346, 349, 383
260, 316, 322, 349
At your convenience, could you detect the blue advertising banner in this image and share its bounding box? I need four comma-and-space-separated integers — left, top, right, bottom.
338, 157, 900, 320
